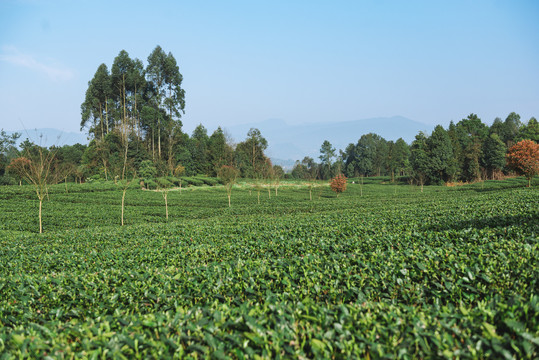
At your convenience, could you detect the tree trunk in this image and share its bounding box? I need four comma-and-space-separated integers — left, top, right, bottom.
121, 189, 126, 226
99, 103, 104, 140
123, 74, 127, 144
105, 97, 109, 134
152, 128, 155, 160
228, 193, 231, 207
65, 177, 68, 193
165, 192, 168, 220
158, 121, 161, 158
39, 198, 43, 233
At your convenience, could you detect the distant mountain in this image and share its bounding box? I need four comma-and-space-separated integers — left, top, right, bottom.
5, 128, 88, 148
224, 116, 432, 164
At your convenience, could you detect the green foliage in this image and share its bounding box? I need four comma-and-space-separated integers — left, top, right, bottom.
181, 177, 204, 186
196, 176, 219, 186
138, 160, 157, 179
0, 180, 537, 358
156, 177, 173, 188
144, 179, 158, 190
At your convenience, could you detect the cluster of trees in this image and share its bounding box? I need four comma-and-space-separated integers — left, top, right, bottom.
76, 45, 285, 181
0, 125, 284, 184
291, 113, 538, 185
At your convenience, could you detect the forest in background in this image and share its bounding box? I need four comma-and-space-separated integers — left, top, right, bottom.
0, 46, 538, 187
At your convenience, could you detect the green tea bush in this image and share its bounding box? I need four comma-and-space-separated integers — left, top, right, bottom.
0, 179, 537, 358
196, 176, 219, 186
182, 176, 204, 186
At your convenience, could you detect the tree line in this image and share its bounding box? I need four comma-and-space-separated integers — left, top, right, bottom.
1, 111, 537, 188
291, 112, 538, 186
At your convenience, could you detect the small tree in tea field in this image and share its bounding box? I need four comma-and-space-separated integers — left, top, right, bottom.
506, 139, 539, 187
157, 177, 173, 220
218, 165, 239, 207
330, 174, 347, 197
8, 148, 55, 233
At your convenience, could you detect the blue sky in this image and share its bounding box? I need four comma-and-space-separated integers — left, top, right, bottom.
0, 0, 538, 137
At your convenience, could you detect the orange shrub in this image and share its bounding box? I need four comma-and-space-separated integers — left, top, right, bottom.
506, 140, 539, 187
330, 174, 347, 196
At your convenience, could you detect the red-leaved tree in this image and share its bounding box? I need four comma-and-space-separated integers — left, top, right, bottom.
330, 174, 347, 197
506, 139, 539, 187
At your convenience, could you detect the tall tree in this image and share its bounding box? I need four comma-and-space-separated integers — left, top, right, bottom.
235, 128, 268, 178
427, 125, 454, 184
410, 132, 429, 191
481, 133, 506, 179
146, 45, 185, 159
393, 138, 411, 177
517, 117, 539, 143
455, 114, 488, 182
502, 112, 522, 147
354, 133, 382, 177
111, 50, 135, 143
190, 124, 209, 175
373, 137, 389, 177
207, 127, 234, 176
81, 63, 112, 139
0, 130, 20, 178
319, 140, 336, 179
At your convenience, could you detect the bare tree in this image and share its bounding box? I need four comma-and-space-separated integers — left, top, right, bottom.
157, 177, 172, 220
8, 148, 55, 233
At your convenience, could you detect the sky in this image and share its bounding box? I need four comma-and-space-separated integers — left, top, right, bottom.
0, 0, 538, 138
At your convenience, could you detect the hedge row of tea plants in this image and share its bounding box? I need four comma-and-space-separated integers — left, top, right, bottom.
141, 176, 222, 190
0, 179, 537, 358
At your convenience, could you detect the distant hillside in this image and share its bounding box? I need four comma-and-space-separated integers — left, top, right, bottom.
225, 116, 432, 163
5, 128, 88, 148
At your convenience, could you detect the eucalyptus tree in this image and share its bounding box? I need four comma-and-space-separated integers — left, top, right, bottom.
410, 132, 429, 191
81, 63, 111, 139
111, 50, 145, 144
146, 45, 185, 159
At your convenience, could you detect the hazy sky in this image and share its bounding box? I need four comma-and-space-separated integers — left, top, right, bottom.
0, 0, 538, 136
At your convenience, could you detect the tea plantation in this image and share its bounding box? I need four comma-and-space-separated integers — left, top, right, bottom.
0, 179, 538, 358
